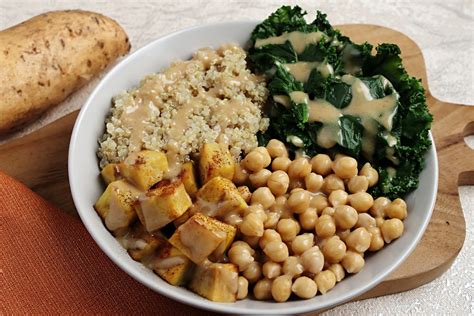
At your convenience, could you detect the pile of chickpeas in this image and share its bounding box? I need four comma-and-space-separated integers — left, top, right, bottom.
228, 139, 407, 302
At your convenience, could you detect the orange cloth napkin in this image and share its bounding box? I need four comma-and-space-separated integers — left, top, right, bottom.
0, 171, 213, 315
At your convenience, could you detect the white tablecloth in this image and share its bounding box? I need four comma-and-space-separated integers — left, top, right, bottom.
1, 0, 472, 314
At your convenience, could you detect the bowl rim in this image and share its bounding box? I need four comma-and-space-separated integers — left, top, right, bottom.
68, 20, 439, 314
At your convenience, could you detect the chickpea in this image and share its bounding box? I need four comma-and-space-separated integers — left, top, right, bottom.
237, 276, 249, 300
264, 241, 289, 263
314, 270, 336, 294
332, 156, 358, 179
367, 226, 384, 251
259, 229, 282, 249
264, 211, 280, 229
278, 218, 301, 242
271, 275, 293, 302
321, 207, 335, 216
243, 261, 262, 283
233, 163, 249, 185
266, 139, 288, 158
334, 205, 358, 230
329, 189, 348, 207
267, 171, 290, 196
231, 241, 255, 254
375, 217, 385, 228
288, 158, 312, 179
348, 192, 374, 212
292, 276, 317, 299
283, 256, 304, 277
249, 169, 272, 188
345, 227, 371, 253
315, 214, 336, 238
385, 198, 408, 220
347, 175, 369, 193
287, 190, 311, 214
291, 233, 314, 255
370, 197, 391, 218
270, 195, 287, 214
328, 263, 345, 282
336, 229, 351, 242
310, 194, 329, 213
341, 251, 365, 273
229, 245, 254, 271
242, 151, 266, 172
288, 178, 305, 190
381, 218, 404, 243
254, 278, 273, 300
305, 173, 323, 192
321, 236, 347, 263
300, 246, 324, 274
262, 261, 282, 279
254, 147, 272, 167
299, 207, 318, 231
272, 157, 291, 172
322, 174, 345, 195
251, 187, 275, 209
356, 213, 376, 228
243, 235, 260, 248
237, 186, 251, 203
359, 162, 379, 187
240, 212, 264, 237
244, 204, 267, 221
310, 154, 332, 176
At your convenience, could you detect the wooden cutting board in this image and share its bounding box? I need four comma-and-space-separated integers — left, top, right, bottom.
0, 24, 472, 308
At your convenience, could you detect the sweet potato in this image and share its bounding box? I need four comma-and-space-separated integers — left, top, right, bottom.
0, 10, 131, 134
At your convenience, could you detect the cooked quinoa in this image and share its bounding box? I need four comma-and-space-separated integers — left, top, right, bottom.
97, 44, 269, 168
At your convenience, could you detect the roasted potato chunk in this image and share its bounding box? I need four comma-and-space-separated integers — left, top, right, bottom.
94, 180, 141, 233
169, 213, 236, 264
154, 241, 194, 286
135, 180, 192, 232
121, 222, 165, 261
101, 163, 121, 184
196, 176, 248, 218
119, 150, 168, 190
199, 143, 235, 184
189, 263, 238, 302
180, 162, 199, 198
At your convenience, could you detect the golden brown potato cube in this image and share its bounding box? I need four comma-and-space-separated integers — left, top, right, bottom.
135, 180, 192, 232
199, 143, 235, 184
189, 263, 238, 302
180, 162, 199, 198
121, 222, 165, 261
119, 150, 168, 190
101, 163, 121, 184
195, 176, 248, 218
94, 180, 141, 233
169, 213, 236, 264
154, 241, 194, 286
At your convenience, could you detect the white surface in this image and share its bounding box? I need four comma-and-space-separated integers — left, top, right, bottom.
68, 21, 438, 314
1, 0, 473, 314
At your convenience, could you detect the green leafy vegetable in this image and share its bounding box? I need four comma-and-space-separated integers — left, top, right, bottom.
248, 5, 432, 199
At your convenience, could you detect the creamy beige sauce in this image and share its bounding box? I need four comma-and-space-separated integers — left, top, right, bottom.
119, 101, 156, 153
273, 95, 291, 107
215, 264, 239, 294
255, 31, 326, 54
283, 61, 333, 82
289, 91, 309, 105
291, 74, 398, 158
164, 140, 183, 179
155, 256, 187, 269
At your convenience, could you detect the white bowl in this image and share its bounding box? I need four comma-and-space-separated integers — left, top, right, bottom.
68, 21, 438, 314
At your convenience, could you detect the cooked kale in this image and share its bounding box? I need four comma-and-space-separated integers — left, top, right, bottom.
250, 6, 432, 199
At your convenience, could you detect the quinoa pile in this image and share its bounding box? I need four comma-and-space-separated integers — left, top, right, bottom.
98, 44, 269, 168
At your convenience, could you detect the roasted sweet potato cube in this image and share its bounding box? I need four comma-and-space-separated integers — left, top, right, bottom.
94, 180, 141, 233
135, 180, 192, 232
101, 163, 121, 184
189, 263, 238, 302
119, 150, 168, 190
169, 213, 236, 264
199, 143, 235, 184
180, 162, 199, 198
195, 176, 248, 218
154, 241, 194, 286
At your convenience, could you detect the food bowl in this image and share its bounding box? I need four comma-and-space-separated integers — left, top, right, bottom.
68, 21, 438, 314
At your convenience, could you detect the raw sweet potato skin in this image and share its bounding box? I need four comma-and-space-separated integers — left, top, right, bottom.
0, 10, 131, 134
